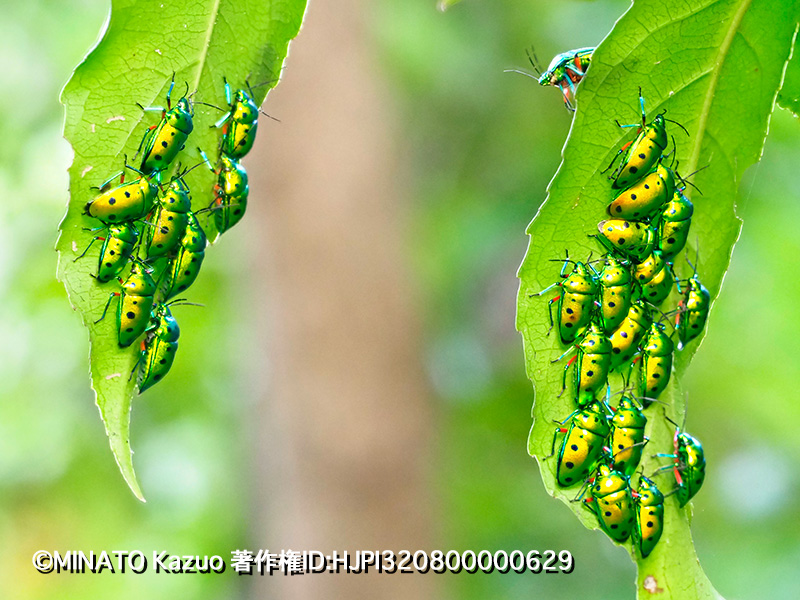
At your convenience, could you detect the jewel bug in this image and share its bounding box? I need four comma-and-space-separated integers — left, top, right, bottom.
596, 220, 655, 264
609, 300, 652, 371
211, 78, 273, 158
676, 261, 710, 350
638, 321, 674, 404
609, 395, 648, 476
551, 321, 612, 407
584, 463, 636, 543
607, 163, 676, 220
95, 262, 157, 347
144, 170, 193, 259
632, 250, 676, 306
199, 151, 249, 234
549, 400, 611, 487
84, 162, 159, 224
137, 76, 194, 174
136, 303, 181, 393
654, 427, 706, 507
531, 254, 599, 345
505, 47, 594, 111
164, 212, 208, 300
597, 255, 633, 333
656, 189, 694, 260
74, 223, 139, 283
606, 90, 670, 189
633, 475, 664, 558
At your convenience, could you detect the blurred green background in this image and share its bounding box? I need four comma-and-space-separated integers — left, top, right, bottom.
1, 0, 798, 598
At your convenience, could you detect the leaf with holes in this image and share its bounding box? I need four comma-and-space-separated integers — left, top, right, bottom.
56, 0, 307, 500
516, 0, 798, 597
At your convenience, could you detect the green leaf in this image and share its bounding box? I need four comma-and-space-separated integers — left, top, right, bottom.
778, 36, 800, 116
56, 0, 307, 500
516, 0, 798, 597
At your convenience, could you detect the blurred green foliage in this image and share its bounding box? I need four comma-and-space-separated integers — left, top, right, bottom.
2, 0, 800, 599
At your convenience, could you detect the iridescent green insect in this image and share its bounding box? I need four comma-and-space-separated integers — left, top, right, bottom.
607, 163, 676, 220
654, 429, 706, 507
552, 321, 611, 407
84, 164, 159, 224
212, 78, 265, 158
532, 256, 598, 345
632, 250, 675, 306
639, 322, 674, 404
609, 395, 648, 476
74, 223, 139, 283
584, 463, 636, 542
200, 151, 249, 234
677, 265, 710, 350
137, 76, 194, 174
506, 47, 593, 111
633, 475, 664, 558
137, 303, 181, 393
656, 189, 693, 260
164, 212, 208, 300
144, 172, 193, 258
549, 401, 610, 487
598, 255, 633, 333
607, 91, 669, 189
596, 220, 655, 263
95, 263, 157, 347
609, 300, 652, 370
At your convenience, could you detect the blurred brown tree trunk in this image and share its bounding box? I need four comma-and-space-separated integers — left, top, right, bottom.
247, 0, 435, 598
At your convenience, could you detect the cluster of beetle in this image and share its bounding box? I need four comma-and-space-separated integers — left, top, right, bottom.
531, 50, 711, 558
78, 76, 264, 392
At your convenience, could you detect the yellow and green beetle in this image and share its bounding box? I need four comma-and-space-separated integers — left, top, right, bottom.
95, 262, 157, 347
137, 77, 194, 174
137, 303, 181, 393
84, 166, 159, 224
677, 270, 710, 350
596, 220, 655, 264
609, 300, 652, 370
607, 163, 675, 220
639, 322, 674, 404
633, 475, 664, 558
552, 321, 612, 407
144, 174, 192, 258
584, 463, 636, 543
74, 223, 139, 283
550, 401, 611, 487
632, 250, 675, 306
609, 396, 648, 476
532, 256, 599, 345
598, 255, 633, 333
656, 190, 693, 260
164, 212, 208, 300
655, 429, 706, 507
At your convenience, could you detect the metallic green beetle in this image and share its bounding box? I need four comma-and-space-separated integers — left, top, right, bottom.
655, 430, 706, 507
532, 256, 599, 345
200, 151, 249, 234
657, 190, 694, 260
634, 475, 664, 558
552, 321, 612, 406
632, 250, 675, 306
95, 263, 157, 347
584, 463, 636, 542
677, 270, 710, 350
596, 220, 655, 264
609, 396, 648, 476
506, 47, 593, 111
137, 303, 181, 393
609, 300, 652, 371
74, 223, 139, 283
550, 401, 611, 487
144, 174, 192, 258
215, 78, 261, 159
607, 163, 676, 220
607, 91, 669, 189
598, 255, 633, 333
537, 47, 594, 110
137, 77, 194, 174
639, 322, 674, 405
84, 165, 159, 224
164, 212, 208, 300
